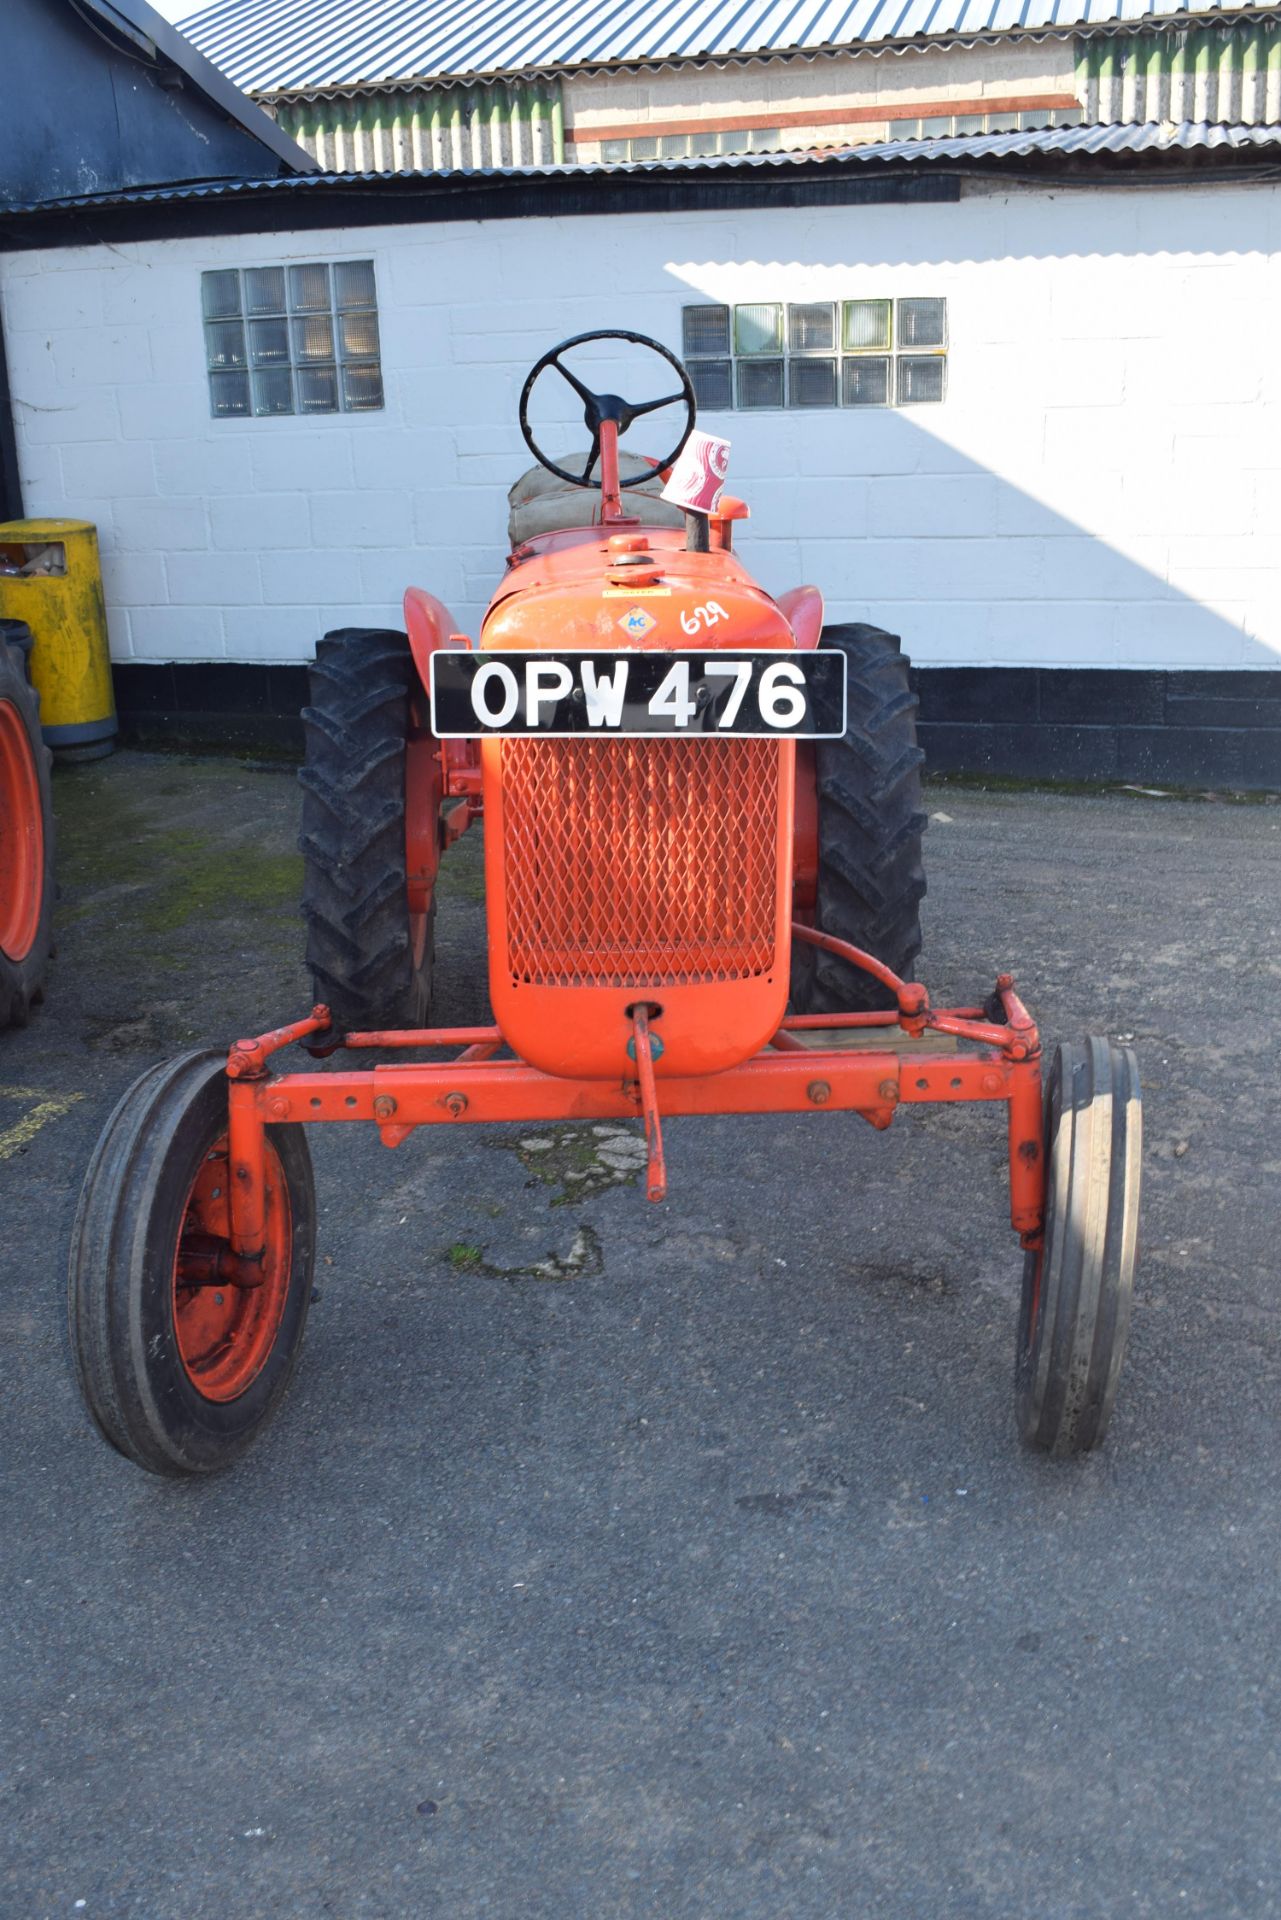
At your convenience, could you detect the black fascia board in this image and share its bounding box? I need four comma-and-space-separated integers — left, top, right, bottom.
3, 137, 1279, 253
0, 166, 955, 250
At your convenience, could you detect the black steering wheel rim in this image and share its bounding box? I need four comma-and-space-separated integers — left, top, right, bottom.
518, 328, 697, 490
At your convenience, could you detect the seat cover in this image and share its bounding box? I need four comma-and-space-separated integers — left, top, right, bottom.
508, 451, 686, 545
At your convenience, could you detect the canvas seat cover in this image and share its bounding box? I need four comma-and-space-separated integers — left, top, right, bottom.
508, 452, 686, 544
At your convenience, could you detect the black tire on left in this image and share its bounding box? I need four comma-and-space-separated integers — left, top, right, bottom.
299, 627, 433, 1034
1016, 1038, 1142, 1455
789, 623, 927, 1015
0, 619, 55, 1030
67, 1049, 316, 1477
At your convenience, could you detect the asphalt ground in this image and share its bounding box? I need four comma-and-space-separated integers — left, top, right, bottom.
2, 752, 1280, 1920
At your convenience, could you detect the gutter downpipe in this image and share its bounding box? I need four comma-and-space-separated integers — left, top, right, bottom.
0, 296, 23, 523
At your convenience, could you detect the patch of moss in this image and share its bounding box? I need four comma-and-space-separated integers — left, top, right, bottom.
52, 763, 301, 942
489, 1122, 644, 1207
442, 1225, 602, 1285
53, 767, 156, 892
137, 831, 302, 934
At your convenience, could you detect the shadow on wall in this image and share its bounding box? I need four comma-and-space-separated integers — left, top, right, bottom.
507, 323, 1277, 669
514, 332, 1279, 785
722, 409, 1277, 672
715, 411, 1281, 789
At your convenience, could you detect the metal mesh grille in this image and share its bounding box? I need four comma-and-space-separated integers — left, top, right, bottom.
501, 737, 781, 988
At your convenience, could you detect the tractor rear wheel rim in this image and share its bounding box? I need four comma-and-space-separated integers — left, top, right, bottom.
172, 1131, 293, 1402
0, 698, 43, 962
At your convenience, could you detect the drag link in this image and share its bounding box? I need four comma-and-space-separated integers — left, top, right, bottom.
629, 1005, 667, 1204
790, 923, 929, 1028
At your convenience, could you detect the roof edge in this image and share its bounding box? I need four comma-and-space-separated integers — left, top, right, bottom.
78, 0, 317, 172
3, 118, 1279, 227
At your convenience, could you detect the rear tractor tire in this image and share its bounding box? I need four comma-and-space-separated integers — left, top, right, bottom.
0, 619, 55, 1030
67, 1050, 317, 1476
1017, 1038, 1142, 1455
790, 623, 927, 1015
299, 628, 438, 1034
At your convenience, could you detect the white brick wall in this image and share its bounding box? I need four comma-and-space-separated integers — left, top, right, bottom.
1, 179, 1279, 672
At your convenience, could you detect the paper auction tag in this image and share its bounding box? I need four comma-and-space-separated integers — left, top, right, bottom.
661, 430, 731, 516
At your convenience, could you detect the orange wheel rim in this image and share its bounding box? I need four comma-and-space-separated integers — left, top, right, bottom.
172, 1131, 293, 1402
0, 698, 43, 963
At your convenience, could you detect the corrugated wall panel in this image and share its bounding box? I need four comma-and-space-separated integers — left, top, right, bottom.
274, 79, 565, 170
1078, 21, 1281, 124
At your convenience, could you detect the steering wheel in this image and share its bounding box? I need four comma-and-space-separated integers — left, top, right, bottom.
518, 329, 696, 489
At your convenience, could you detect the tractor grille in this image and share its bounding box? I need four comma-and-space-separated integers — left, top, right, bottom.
501, 737, 781, 988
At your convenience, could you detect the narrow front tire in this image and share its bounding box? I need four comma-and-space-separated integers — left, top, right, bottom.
68, 1050, 316, 1476
1016, 1038, 1141, 1455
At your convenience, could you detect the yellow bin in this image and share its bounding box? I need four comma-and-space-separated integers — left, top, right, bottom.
0, 518, 117, 760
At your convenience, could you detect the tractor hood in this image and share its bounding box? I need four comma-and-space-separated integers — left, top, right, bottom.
480, 528, 794, 655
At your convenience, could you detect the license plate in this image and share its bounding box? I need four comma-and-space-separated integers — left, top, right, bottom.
428, 649, 847, 740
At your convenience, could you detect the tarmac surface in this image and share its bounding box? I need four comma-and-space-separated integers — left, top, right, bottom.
2, 750, 1279, 1920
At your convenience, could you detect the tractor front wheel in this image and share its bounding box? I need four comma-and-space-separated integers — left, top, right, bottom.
67, 1050, 316, 1475
0, 619, 55, 1030
299, 627, 437, 1034
790, 623, 926, 1014
1016, 1038, 1142, 1455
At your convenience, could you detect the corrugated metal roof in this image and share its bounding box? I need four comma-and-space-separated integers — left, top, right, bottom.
175, 0, 1281, 93
7, 116, 1278, 214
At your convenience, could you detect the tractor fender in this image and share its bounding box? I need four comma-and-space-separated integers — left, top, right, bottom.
403, 586, 469, 691
776, 585, 824, 651
403, 587, 483, 822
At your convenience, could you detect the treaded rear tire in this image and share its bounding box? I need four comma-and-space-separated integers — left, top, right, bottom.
790, 623, 927, 1014
1016, 1038, 1142, 1455
0, 620, 55, 1030
299, 627, 433, 1032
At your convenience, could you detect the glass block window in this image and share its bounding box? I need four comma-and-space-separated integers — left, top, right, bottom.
789, 303, 835, 353
898, 298, 947, 350
681, 298, 947, 411
843, 299, 891, 352
898, 356, 947, 405
736, 358, 784, 410
790, 358, 838, 408
842, 356, 891, 408
688, 359, 733, 410
735, 303, 783, 356
201, 260, 383, 419
683, 306, 731, 357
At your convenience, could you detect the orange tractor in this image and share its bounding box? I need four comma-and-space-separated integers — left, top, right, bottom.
68, 331, 1141, 1476
0, 618, 54, 1032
